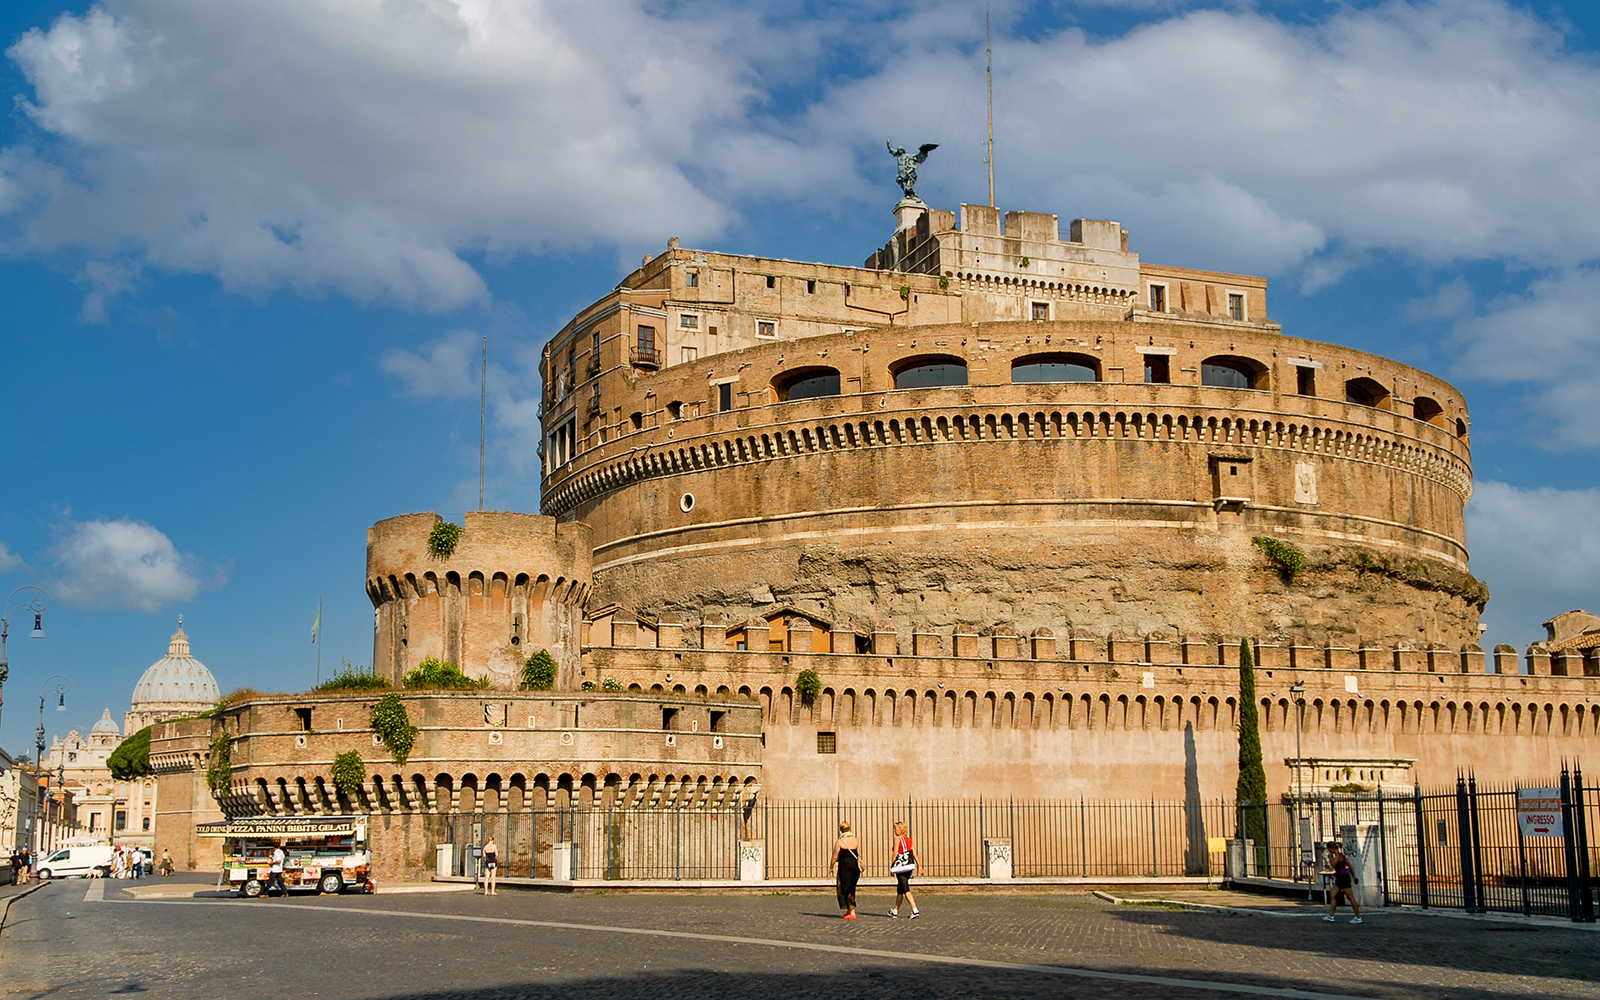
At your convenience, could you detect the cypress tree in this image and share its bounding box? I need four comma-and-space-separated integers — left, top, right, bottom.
1235, 638, 1268, 848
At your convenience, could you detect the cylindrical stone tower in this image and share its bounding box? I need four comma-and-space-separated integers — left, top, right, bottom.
366, 511, 592, 688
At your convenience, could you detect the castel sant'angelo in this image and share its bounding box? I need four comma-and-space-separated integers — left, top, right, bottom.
151, 163, 1600, 881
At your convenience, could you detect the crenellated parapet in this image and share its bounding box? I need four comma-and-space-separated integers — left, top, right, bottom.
367, 511, 592, 688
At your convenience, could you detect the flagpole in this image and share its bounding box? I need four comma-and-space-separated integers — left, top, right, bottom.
315, 595, 322, 685
480, 336, 487, 512
987, 4, 994, 209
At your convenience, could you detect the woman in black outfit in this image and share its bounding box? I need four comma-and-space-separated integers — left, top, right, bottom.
829, 821, 861, 919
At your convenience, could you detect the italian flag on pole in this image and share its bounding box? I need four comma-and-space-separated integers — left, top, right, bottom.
311, 606, 321, 644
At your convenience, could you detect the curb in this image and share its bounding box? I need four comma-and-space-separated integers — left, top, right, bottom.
1092, 889, 1301, 918
0, 881, 48, 934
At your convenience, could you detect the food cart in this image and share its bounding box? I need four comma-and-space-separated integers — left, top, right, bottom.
198, 815, 375, 898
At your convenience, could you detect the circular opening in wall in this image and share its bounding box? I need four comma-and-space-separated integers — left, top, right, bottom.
680, 493, 696, 512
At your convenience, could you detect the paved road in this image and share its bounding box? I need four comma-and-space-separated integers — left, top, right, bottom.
2, 879, 1597, 999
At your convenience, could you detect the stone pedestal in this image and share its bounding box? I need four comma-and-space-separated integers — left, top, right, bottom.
894, 197, 929, 232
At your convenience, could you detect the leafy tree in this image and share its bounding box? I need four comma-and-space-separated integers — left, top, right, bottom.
108, 726, 154, 780
1235, 639, 1269, 852
522, 650, 558, 690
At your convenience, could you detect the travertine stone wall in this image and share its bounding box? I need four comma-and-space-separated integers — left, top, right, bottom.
149, 716, 224, 873
584, 643, 1600, 804
549, 319, 1477, 647
367, 511, 592, 688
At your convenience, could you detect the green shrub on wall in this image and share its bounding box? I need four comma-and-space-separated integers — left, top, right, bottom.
371, 694, 418, 766
522, 650, 558, 690
427, 520, 462, 558
403, 657, 489, 689
315, 660, 389, 692
332, 751, 367, 798
796, 669, 822, 704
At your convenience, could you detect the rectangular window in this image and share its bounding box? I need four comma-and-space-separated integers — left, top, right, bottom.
1031, 301, 1049, 321
1297, 366, 1316, 396
679, 314, 698, 330
115, 810, 127, 831
806, 280, 816, 294
709, 710, 726, 732
142, 817, 151, 831
718, 382, 733, 412
766, 275, 775, 289
591, 330, 600, 363
681, 346, 698, 364
1227, 292, 1245, 321
757, 320, 776, 338
1149, 284, 1167, 312
816, 732, 837, 754
685, 270, 699, 287
637, 325, 655, 351
662, 708, 678, 731
294, 707, 312, 731
1144, 356, 1170, 384
1435, 818, 1448, 846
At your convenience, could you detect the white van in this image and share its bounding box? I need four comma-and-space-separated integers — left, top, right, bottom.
35, 845, 114, 879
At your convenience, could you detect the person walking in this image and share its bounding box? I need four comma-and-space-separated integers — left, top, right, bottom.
887, 820, 922, 919
481, 837, 498, 895
828, 821, 861, 919
266, 845, 287, 897
1322, 844, 1362, 924
129, 848, 143, 879
160, 849, 174, 877
17, 847, 30, 885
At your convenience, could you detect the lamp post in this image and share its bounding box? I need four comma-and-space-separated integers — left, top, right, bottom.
0, 586, 49, 735
33, 676, 68, 853
1290, 680, 1308, 898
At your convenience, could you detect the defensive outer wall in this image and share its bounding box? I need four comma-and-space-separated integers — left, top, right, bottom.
150, 693, 762, 882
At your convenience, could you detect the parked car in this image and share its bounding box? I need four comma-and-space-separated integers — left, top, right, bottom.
35, 845, 114, 879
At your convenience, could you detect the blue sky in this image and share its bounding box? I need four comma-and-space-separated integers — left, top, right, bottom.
2, 0, 1599, 755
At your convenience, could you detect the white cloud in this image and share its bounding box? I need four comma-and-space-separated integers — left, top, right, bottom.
1467, 481, 1600, 649
0, 542, 22, 573
381, 330, 482, 400
7, 1, 1600, 311
48, 516, 223, 612
3, 0, 763, 310
1452, 267, 1600, 448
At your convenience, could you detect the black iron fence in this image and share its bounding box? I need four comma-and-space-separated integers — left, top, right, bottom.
1237, 766, 1599, 922
436, 796, 1235, 881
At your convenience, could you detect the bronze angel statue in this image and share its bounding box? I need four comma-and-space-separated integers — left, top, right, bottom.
888, 141, 939, 200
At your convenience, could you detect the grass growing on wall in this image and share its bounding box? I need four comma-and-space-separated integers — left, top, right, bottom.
403, 657, 489, 689
1252, 536, 1305, 582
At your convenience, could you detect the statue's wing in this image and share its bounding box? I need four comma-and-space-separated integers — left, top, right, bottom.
918, 143, 939, 154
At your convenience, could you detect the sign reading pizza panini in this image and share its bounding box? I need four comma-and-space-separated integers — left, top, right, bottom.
197, 817, 361, 838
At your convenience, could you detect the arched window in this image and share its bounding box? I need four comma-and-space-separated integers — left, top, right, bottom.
1344, 377, 1389, 409
1011, 353, 1099, 383
1455, 417, 1468, 440
892, 355, 968, 389
1200, 356, 1266, 390
773, 366, 841, 401
1413, 396, 1444, 426
629, 411, 644, 431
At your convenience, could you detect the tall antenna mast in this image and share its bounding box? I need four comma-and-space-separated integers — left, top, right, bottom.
986, 5, 994, 208
479, 336, 487, 511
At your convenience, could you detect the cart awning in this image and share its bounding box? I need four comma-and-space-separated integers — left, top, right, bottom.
197, 816, 365, 838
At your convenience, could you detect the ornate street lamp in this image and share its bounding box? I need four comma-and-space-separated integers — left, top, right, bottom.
1290, 681, 1308, 898
33, 675, 68, 853
0, 586, 49, 734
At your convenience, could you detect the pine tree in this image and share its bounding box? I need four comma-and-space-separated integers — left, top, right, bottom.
1235, 638, 1268, 851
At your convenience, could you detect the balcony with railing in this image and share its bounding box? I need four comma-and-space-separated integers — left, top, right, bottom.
630, 346, 660, 370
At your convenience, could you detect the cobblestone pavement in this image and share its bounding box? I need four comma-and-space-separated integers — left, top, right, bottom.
2, 880, 1597, 999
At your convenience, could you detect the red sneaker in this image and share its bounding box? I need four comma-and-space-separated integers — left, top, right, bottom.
843, 913, 858, 920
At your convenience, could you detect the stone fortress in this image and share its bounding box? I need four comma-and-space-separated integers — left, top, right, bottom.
148, 189, 1600, 881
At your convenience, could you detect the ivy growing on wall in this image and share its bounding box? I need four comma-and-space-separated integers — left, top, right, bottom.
371, 694, 418, 766
427, 520, 463, 558
332, 751, 367, 799
206, 732, 232, 793
1252, 536, 1305, 582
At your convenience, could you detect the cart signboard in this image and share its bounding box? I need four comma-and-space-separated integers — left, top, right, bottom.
1517, 788, 1564, 838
